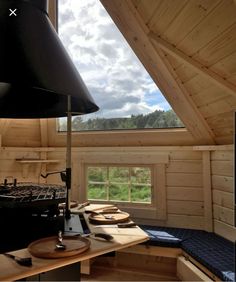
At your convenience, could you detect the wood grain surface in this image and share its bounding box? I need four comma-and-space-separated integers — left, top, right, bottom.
28, 236, 90, 258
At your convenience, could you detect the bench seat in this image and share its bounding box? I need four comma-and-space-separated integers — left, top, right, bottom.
139, 225, 235, 282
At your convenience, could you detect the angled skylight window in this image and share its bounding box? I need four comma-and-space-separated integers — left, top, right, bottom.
58, 0, 183, 131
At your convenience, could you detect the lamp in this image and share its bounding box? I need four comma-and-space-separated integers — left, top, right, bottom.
0, 0, 99, 219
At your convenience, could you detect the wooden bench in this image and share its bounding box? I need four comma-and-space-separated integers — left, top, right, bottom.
120, 225, 234, 282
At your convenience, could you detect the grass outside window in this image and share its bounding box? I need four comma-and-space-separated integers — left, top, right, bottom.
87, 166, 152, 204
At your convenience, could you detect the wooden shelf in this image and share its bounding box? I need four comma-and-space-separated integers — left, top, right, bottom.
16, 159, 60, 164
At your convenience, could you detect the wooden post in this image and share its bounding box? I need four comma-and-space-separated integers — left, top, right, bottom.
156, 164, 167, 220
202, 151, 213, 231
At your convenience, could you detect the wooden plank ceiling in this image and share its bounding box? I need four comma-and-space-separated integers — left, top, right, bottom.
100, 0, 236, 145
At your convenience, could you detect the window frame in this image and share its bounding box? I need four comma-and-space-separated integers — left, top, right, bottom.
86, 163, 154, 207
76, 150, 168, 220
56, 1, 185, 133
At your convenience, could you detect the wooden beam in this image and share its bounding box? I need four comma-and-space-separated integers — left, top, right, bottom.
149, 32, 236, 98
0, 119, 11, 136
120, 245, 182, 258
40, 119, 48, 147
193, 144, 233, 151
156, 47, 216, 144
39, 119, 49, 183
202, 151, 213, 231
100, 0, 215, 144
177, 256, 214, 281
155, 164, 167, 220
48, 0, 57, 30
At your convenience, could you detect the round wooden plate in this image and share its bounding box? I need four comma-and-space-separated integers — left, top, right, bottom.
28, 236, 90, 258
88, 211, 130, 224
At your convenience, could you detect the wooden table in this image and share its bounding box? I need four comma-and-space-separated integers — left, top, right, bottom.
0, 204, 149, 281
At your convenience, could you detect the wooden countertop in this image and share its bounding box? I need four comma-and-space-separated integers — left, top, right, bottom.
0, 204, 149, 281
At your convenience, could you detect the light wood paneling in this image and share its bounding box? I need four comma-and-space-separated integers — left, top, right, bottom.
177, 0, 236, 56
183, 74, 212, 96
166, 173, 202, 187
211, 160, 233, 176
213, 204, 234, 225
166, 160, 202, 173
206, 112, 234, 131
166, 215, 204, 229
194, 23, 236, 66
173, 63, 197, 84
0, 146, 234, 235
211, 149, 234, 240
212, 175, 233, 193
148, 0, 188, 32
133, 0, 162, 25
150, 32, 236, 98
198, 96, 236, 119
156, 164, 167, 220
124, 0, 236, 144
169, 150, 202, 160
120, 244, 182, 258
163, 0, 221, 46
2, 119, 41, 147
202, 151, 213, 231
214, 220, 236, 242
167, 200, 204, 216
177, 256, 214, 281
213, 190, 234, 209
0, 119, 11, 136
213, 50, 236, 80
191, 86, 228, 107
167, 187, 204, 202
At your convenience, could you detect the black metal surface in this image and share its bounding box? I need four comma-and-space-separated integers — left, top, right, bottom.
0, 183, 66, 209
0, 0, 99, 118
0, 211, 65, 253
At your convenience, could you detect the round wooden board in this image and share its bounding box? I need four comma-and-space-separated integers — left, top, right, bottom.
89, 211, 130, 224
28, 236, 90, 258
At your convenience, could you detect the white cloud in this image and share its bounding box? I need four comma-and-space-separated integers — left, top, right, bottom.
58, 0, 170, 119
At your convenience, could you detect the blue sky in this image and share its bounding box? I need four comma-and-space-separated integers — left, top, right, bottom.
58, 0, 171, 119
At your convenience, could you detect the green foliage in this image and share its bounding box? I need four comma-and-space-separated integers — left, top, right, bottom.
87, 166, 152, 203
88, 167, 107, 182
131, 185, 151, 203
109, 184, 129, 201
88, 184, 107, 200
58, 109, 184, 131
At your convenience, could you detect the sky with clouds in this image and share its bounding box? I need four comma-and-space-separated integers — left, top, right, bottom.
58, 0, 171, 120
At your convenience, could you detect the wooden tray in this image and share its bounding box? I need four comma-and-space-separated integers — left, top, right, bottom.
28, 236, 90, 258
89, 211, 130, 224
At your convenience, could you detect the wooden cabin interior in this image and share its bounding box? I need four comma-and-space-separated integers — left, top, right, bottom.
0, 0, 235, 281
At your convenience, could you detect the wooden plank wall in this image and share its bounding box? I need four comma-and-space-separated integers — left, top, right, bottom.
0, 148, 46, 184
166, 150, 204, 229
0, 146, 234, 241
46, 147, 205, 230
211, 149, 236, 241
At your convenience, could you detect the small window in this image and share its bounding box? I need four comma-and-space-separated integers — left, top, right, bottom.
87, 166, 152, 204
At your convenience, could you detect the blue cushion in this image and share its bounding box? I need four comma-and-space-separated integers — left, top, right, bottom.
181, 232, 235, 282
139, 225, 235, 282
139, 225, 205, 248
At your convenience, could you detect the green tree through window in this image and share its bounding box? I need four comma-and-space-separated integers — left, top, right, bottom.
87, 166, 152, 204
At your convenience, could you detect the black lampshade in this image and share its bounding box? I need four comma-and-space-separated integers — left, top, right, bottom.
0, 0, 99, 118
